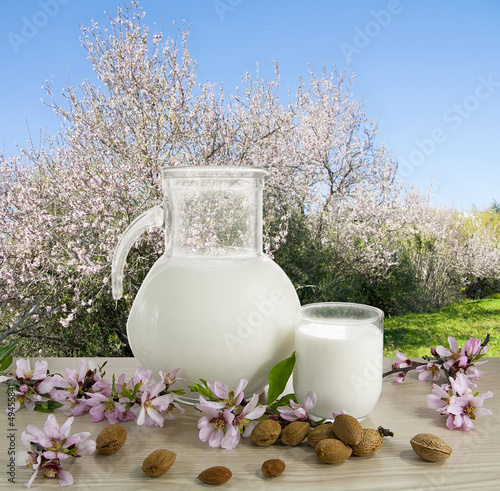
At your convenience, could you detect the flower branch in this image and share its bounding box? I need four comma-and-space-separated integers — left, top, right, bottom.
384, 334, 493, 431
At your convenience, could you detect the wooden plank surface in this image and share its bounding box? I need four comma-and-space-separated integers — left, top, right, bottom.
1, 357, 499, 489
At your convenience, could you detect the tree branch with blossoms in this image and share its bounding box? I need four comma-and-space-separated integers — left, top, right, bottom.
384, 334, 494, 430
19, 414, 96, 488
0, 346, 185, 428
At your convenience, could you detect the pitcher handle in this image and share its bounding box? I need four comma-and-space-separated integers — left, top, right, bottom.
111, 205, 165, 300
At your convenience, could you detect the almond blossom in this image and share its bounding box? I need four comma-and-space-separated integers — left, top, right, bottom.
416, 361, 442, 382
208, 379, 247, 407
84, 391, 136, 424
20, 414, 95, 488
385, 335, 491, 384
445, 374, 494, 431
49, 359, 110, 416
196, 402, 238, 449
193, 378, 266, 449
427, 373, 493, 431
1, 359, 66, 412
136, 382, 184, 427
277, 390, 317, 422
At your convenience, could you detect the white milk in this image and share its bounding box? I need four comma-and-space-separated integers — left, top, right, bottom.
293, 322, 383, 421
127, 255, 300, 400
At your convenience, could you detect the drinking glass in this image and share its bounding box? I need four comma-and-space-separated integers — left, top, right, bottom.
293, 302, 384, 421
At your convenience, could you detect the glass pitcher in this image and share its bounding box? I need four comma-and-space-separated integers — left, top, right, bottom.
111, 166, 300, 400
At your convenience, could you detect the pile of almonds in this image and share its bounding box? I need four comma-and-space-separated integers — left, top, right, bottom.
251, 413, 384, 465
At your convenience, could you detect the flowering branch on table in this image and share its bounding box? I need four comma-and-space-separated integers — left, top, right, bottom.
18, 413, 96, 488
189, 379, 267, 449
427, 372, 493, 431
0, 348, 184, 428
383, 334, 491, 383
384, 334, 494, 430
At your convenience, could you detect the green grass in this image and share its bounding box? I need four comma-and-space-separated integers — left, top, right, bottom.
384, 293, 500, 357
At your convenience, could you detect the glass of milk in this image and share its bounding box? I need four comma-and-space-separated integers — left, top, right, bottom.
293, 302, 384, 421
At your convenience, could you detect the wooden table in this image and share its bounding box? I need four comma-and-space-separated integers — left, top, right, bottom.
1, 357, 499, 490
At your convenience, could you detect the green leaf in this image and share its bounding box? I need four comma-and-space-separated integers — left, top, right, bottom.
33, 400, 63, 413
0, 342, 17, 369
0, 355, 13, 372
130, 382, 141, 401
188, 380, 217, 401
121, 386, 132, 400
267, 352, 296, 405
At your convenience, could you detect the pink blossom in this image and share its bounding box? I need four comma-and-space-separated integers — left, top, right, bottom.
332, 409, 348, 418
196, 399, 238, 449
20, 413, 95, 487
416, 361, 442, 382
194, 376, 266, 450
22, 452, 42, 489
463, 337, 489, 358
277, 391, 317, 421
0, 359, 53, 400
40, 461, 74, 487
435, 336, 468, 371
208, 378, 247, 407
131, 367, 154, 387
136, 382, 182, 427
462, 364, 485, 381
447, 394, 494, 431
11, 389, 47, 412
23, 455, 74, 488
49, 360, 110, 416
22, 414, 95, 461
159, 367, 182, 389
15, 359, 49, 382
427, 374, 493, 431
84, 392, 135, 424
427, 383, 453, 412
394, 372, 406, 383
231, 394, 267, 442
392, 350, 412, 369
391, 349, 413, 380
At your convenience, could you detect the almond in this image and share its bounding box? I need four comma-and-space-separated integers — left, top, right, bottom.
332, 414, 363, 446
281, 421, 310, 446
307, 423, 338, 447
95, 424, 127, 455
261, 458, 286, 478
251, 419, 282, 446
351, 428, 384, 456
198, 466, 232, 485
410, 433, 452, 462
142, 449, 177, 477
315, 438, 352, 464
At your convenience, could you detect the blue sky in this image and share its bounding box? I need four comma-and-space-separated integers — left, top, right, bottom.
1, 0, 499, 210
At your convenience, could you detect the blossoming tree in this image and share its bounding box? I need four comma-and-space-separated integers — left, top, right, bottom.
1, 2, 499, 356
